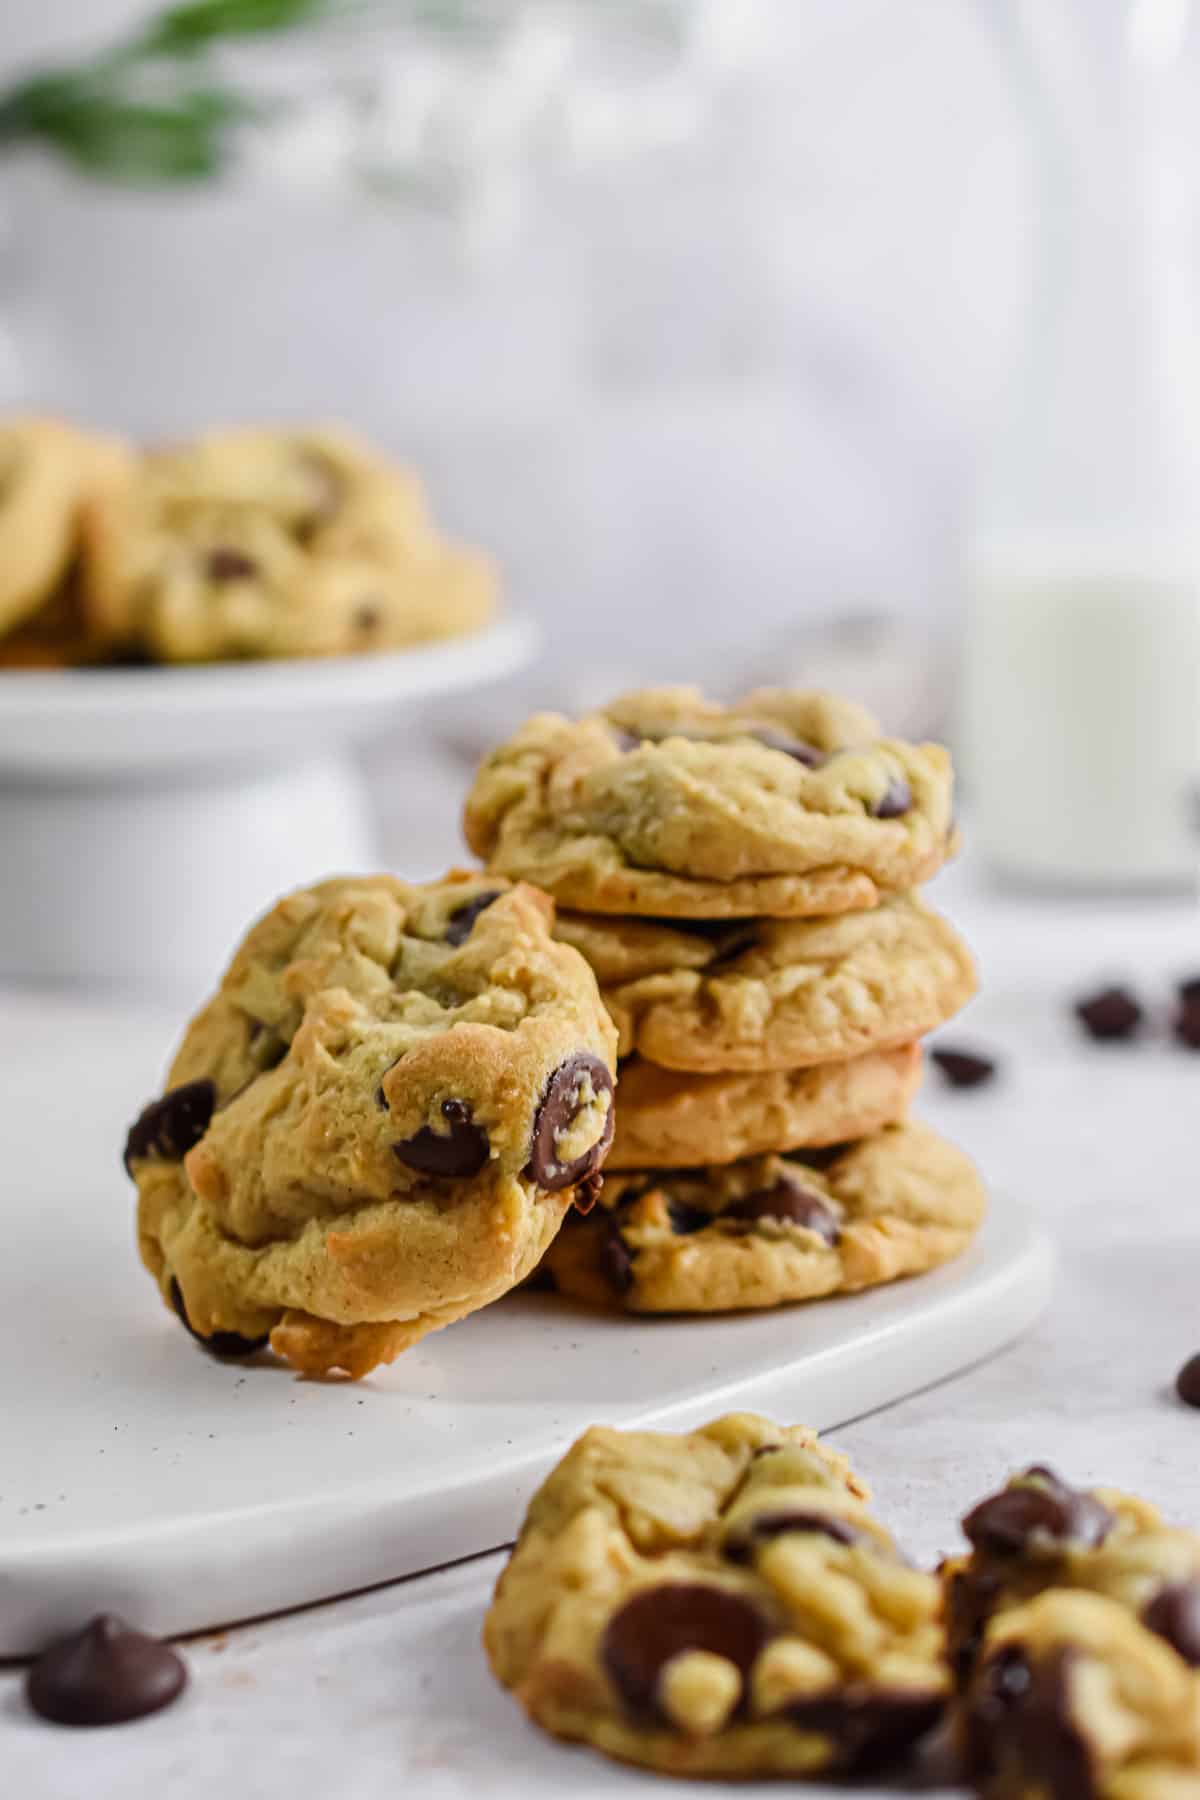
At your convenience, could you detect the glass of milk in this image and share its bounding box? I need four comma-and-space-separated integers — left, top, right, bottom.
965, 0, 1200, 891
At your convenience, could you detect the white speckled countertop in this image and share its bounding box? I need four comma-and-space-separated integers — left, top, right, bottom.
4, 854, 1198, 1799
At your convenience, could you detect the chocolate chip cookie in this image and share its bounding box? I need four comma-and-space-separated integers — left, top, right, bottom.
0, 417, 130, 643
81, 425, 496, 663
538, 1120, 985, 1314
964, 1590, 1200, 1796
484, 1411, 947, 1777
127, 873, 617, 1378
558, 893, 975, 1070
943, 1465, 1200, 1688
609, 1044, 923, 1169
464, 686, 956, 918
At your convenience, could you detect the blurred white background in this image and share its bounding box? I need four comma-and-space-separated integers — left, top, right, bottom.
0, 0, 1031, 693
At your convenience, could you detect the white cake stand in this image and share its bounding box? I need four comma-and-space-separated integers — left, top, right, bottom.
0, 617, 537, 996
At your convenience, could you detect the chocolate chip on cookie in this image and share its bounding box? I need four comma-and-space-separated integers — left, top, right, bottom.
871, 777, 912, 819
1174, 996, 1200, 1051
601, 1584, 771, 1722
123, 1079, 216, 1174
724, 1181, 840, 1243
785, 1689, 944, 1774
1073, 985, 1143, 1041
443, 889, 503, 946
205, 547, 257, 582
26, 1614, 187, 1727
724, 1510, 862, 1565
962, 1467, 1115, 1558
526, 1052, 614, 1192
1142, 1582, 1200, 1666
600, 1220, 635, 1295
169, 1279, 268, 1359
394, 1098, 490, 1177
745, 725, 826, 768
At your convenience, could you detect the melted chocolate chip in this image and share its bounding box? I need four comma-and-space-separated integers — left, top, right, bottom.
724, 1181, 840, 1245
872, 777, 912, 819
667, 1199, 711, 1236
600, 1221, 635, 1295
966, 1647, 1094, 1799
526, 1053, 614, 1192
443, 890, 502, 947
962, 1467, 1114, 1559
746, 726, 826, 768
724, 1509, 862, 1565
169, 1279, 268, 1360
944, 1562, 1007, 1687
1175, 1353, 1200, 1408
26, 1614, 187, 1726
601, 1584, 771, 1722
785, 1688, 944, 1773
574, 1171, 605, 1215
1175, 997, 1200, 1051
205, 547, 257, 582
1143, 1582, 1200, 1666
1074, 986, 1142, 1042
123, 1079, 216, 1175
931, 1046, 997, 1090
394, 1098, 490, 1178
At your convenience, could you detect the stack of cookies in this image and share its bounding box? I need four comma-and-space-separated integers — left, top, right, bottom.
463, 684, 984, 1317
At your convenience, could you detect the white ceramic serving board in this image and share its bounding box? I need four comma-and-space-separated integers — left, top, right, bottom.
0, 992, 1053, 1657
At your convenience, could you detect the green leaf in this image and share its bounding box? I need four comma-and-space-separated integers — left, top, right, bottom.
138, 0, 333, 56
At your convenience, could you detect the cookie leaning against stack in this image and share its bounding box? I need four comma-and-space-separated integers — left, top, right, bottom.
464, 685, 984, 1315
124, 873, 617, 1378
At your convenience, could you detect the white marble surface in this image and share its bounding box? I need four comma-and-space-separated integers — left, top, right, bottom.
4, 854, 1199, 1797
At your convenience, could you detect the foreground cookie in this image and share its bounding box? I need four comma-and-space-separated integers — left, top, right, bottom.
559, 893, 975, 1070
485, 1412, 946, 1777
964, 1591, 1200, 1796
0, 417, 129, 642
81, 425, 496, 662
944, 1465, 1200, 1687
127, 874, 616, 1377
609, 1045, 923, 1169
464, 686, 956, 918
539, 1121, 985, 1313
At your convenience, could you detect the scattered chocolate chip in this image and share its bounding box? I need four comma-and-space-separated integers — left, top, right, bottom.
724, 1181, 840, 1245
746, 726, 826, 768
1142, 1582, 1200, 1666
394, 1097, 490, 1178
205, 547, 257, 583
965, 1647, 1093, 1797
1073, 986, 1142, 1042
931, 1047, 998, 1090
600, 1221, 635, 1295
573, 1171, 605, 1215
601, 1584, 770, 1723
353, 602, 381, 632
962, 1467, 1114, 1559
123, 1080, 216, 1175
444, 890, 502, 947
667, 1199, 711, 1236
26, 1614, 187, 1726
785, 1688, 944, 1773
872, 777, 912, 819
526, 1053, 615, 1192
1175, 1353, 1200, 1408
724, 1509, 861, 1565
169, 1279, 268, 1359
1174, 998, 1200, 1051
